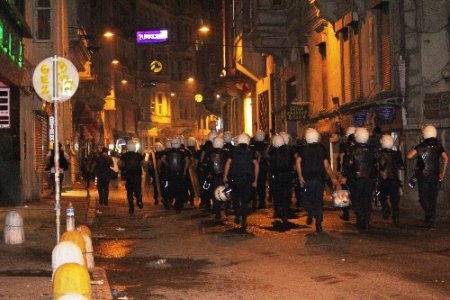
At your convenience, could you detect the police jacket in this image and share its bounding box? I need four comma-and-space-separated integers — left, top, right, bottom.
348, 143, 377, 179
415, 138, 445, 177
378, 149, 403, 180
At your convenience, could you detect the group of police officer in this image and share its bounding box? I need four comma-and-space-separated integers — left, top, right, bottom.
145, 124, 448, 232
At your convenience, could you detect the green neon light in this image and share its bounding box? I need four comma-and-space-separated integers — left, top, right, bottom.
0, 18, 24, 68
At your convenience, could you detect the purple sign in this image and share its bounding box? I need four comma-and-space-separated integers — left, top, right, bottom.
136, 30, 168, 44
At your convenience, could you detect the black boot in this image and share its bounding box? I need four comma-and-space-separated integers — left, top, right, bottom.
315, 222, 323, 233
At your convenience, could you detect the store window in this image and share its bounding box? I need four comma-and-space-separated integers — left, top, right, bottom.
35, 0, 51, 40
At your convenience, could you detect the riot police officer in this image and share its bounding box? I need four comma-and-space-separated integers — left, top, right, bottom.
251, 130, 270, 209
337, 126, 356, 221
205, 136, 230, 220
407, 125, 448, 228
197, 131, 217, 210
378, 134, 404, 226
119, 142, 144, 215
224, 133, 259, 230
295, 128, 337, 232
347, 127, 378, 230
269, 134, 294, 224
161, 137, 190, 213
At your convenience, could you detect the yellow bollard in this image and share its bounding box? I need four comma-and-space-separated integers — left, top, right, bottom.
61, 231, 87, 266
52, 241, 85, 279
80, 233, 95, 271
52, 263, 92, 300
76, 225, 91, 238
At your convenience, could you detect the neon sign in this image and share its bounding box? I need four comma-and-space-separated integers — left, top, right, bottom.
0, 20, 24, 68
136, 30, 168, 44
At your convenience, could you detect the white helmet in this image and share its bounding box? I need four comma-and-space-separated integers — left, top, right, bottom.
271, 135, 284, 148
236, 133, 251, 145
207, 131, 218, 142
126, 141, 136, 152
214, 184, 232, 201
380, 134, 394, 149
422, 125, 437, 139
213, 136, 225, 149
154, 142, 164, 152
332, 190, 351, 207
305, 128, 320, 144
165, 138, 172, 149
179, 135, 185, 145
354, 127, 369, 144
187, 137, 197, 147
171, 137, 181, 149
346, 126, 356, 137
223, 131, 233, 143
279, 132, 291, 145
255, 130, 265, 142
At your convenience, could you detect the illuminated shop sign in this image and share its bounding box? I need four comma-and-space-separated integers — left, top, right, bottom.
136, 30, 168, 44
0, 20, 24, 68
0, 88, 10, 128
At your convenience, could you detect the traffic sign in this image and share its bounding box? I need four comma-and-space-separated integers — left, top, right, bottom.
150, 60, 163, 73
32, 56, 79, 102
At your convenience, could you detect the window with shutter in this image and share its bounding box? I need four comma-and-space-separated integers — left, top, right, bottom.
379, 4, 392, 91
351, 27, 362, 100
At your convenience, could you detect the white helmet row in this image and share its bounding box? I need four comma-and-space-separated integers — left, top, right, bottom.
354, 127, 370, 144
380, 134, 394, 149
271, 135, 284, 148
187, 136, 197, 147
422, 124, 437, 139
254, 130, 266, 142
213, 136, 225, 149
279, 132, 291, 145
236, 132, 251, 145
207, 130, 218, 142
223, 131, 233, 143
305, 128, 320, 144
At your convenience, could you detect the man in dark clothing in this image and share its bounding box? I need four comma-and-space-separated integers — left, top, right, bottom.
378, 134, 404, 226
269, 134, 294, 223
119, 142, 144, 215
93, 147, 113, 206
296, 128, 337, 232
161, 137, 190, 213
224, 133, 259, 230
204, 136, 230, 219
197, 138, 215, 210
347, 127, 378, 230
251, 130, 270, 209
407, 125, 448, 228
337, 126, 356, 221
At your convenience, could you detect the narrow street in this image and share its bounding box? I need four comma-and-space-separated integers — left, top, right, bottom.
91, 183, 450, 299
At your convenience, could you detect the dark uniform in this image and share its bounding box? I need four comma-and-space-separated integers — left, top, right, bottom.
251, 140, 270, 209
337, 134, 355, 221
197, 141, 214, 210
414, 138, 446, 227
162, 147, 189, 212
205, 147, 230, 219
378, 147, 403, 225
270, 144, 294, 222
226, 144, 257, 229
119, 151, 144, 215
297, 143, 329, 231
347, 142, 377, 229
93, 148, 113, 206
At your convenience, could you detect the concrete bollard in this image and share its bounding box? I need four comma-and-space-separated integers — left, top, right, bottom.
52, 263, 92, 300
81, 233, 94, 271
3, 211, 25, 244
52, 241, 85, 279
60, 230, 87, 266
76, 225, 91, 238
76, 225, 94, 271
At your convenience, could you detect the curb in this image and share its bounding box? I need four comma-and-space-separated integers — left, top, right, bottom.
92, 267, 113, 299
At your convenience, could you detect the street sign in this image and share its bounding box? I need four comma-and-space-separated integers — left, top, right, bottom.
150, 60, 163, 73
32, 56, 79, 102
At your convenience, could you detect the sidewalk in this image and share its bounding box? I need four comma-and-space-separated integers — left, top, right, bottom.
0, 186, 112, 299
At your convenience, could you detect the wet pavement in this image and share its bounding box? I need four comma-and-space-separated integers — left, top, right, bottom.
91, 184, 450, 299
0, 182, 449, 299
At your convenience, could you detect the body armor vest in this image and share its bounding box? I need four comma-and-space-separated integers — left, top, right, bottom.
416, 139, 441, 176
350, 143, 376, 179
270, 146, 292, 175
230, 147, 253, 176
253, 142, 269, 167
210, 149, 227, 175
167, 149, 184, 175
379, 149, 401, 180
